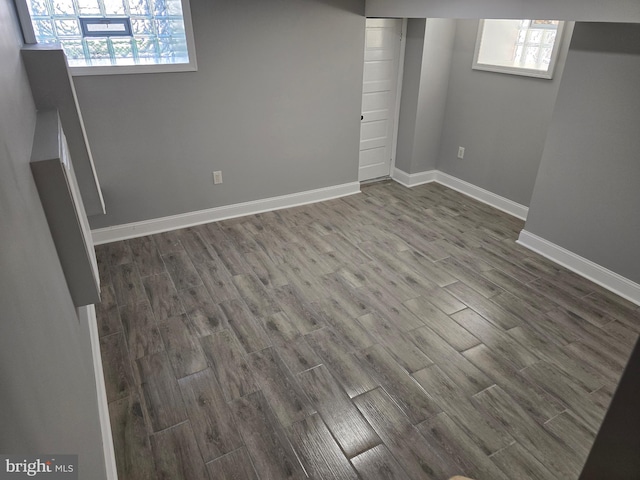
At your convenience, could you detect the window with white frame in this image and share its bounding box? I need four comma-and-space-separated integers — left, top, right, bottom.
473, 19, 565, 79
16, 0, 196, 75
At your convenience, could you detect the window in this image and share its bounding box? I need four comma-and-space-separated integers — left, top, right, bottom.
16, 0, 196, 75
473, 19, 565, 79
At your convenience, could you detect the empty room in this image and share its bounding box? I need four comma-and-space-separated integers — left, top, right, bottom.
1, 0, 639, 479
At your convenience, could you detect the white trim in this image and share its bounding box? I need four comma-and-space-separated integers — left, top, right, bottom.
517, 230, 640, 307
390, 169, 528, 220
389, 18, 408, 177
70, 61, 197, 77
391, 168, 438, 188
91, 182, 360, 244
81, 304, 118, 480
434, 172, 529, 220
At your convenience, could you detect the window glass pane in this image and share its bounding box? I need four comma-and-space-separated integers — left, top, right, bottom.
131, 18, 154, 34
85, 37, 111, 65
134, 36, 158, 58
158, 36, 187, 61
54, 19, 81, 36
527, 29, 543, 44
33, 19, 56, 39
155, 18, 184, 36
128, 0, 151, 15
29, 0, 48, 16
76, 0, 101, 15
475, 19, 562, 76
111, 38, 136, 64
52, 0, 75, 16
165, 0, 183, 15
103, 0, 126, 15
60, 39, 86, 65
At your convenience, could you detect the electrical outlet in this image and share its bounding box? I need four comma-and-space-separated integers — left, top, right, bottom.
213, 171, 223, 184
457, 146, 465, 159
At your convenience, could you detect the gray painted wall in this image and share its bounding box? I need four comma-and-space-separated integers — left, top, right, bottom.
396, 18, 455, 174
365, 0, 640, 23
78, 0, 366, 229
0, 1, 107, 477
524, 22, 640, 284
436, 19, 572, 206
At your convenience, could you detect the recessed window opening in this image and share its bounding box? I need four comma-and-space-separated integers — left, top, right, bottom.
17, 0, 197, 75
473, 19, 565, 79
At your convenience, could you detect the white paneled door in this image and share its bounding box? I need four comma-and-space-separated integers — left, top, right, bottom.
359, 18, 403, 182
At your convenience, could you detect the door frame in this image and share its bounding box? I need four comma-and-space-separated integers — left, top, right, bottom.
388, 18, 408, 179
359, 17, 408, 181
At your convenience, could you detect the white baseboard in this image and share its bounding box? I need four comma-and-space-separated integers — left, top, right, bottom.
391, 169, 528, 220
80, 304, 118, 480
434, 172, 529, 220
91, 182, 360, 245
391, 168, 437, 187
518, 230, 640, 306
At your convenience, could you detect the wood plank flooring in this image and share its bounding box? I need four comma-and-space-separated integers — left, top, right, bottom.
95, 181, 639, 480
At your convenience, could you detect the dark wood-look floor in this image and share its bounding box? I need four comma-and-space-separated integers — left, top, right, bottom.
95, 181, 639, 480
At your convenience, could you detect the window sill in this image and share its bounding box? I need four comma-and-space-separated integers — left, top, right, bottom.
69, 61, 197, 76
472, 63, 554, 79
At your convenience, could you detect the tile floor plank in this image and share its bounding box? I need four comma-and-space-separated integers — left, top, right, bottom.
472, 385, 581, 478
358, 344, 442, 425
233, 273, 281, 317
410, 326, 493, 396
163, 250, 203, 291
489, 442, 557, 480
111, 263, 147, 307
136, 351, 187, 432
178, 368, 243, 462
273, 284, 326, 334
298, 365, 381, 458
522, 361, 606, 432
247, 347, 315, 426
150, 421, 210, 480
417, 412, 510, 480
317, 297, 376, 352
450, 308, 538, 369
120, 301, 164, 360
218, 298, 272, 353
200, 330, 258, 402
129, 236, 165, 277
413, 365, 513, 455
350, 444, 411, 480
95, 284, 122, 337
287, 413, 359, 479
463, 344, 565, 424
205, 448, 258, 480
179, 285, 229, 337
354, 387, 463, 480
358, 312, 434, 373
188, 248, 240, 304
143, 272, 185, 321
404, 296, 480, 352
108, 393, 156, 480
274, 337, 322, 375
445, 282, 522, 330
305, 327, 379, 398
231, 391, 307, 480
157, 313, 208, 378
100, 332, 135, 403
